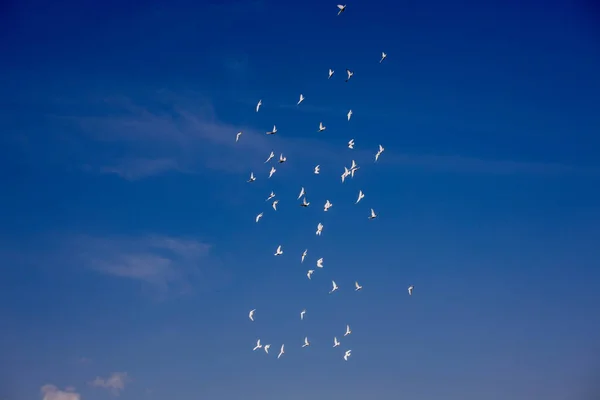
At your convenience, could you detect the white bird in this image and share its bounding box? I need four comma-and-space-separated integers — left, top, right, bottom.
344, 324, 352, 336
316, 222, 323, 236
301, 249, 308, 263
298, 94, 305, 105
344, 350, 352, 361
350, 159, 358, 172
380, 51, 387, 63
249, 309, 256, 321
264, 344, 271, 354
247, 172, 256, 182
347, 109, 353, 121
355, 281, 363, 291
300, 197, 310, 207
345, 69, 354, 82
256, 99, 262, 112
236, 131, 243, 142
307, 269, 314, 279
274, 245, 283, 256
348, 139, 354, 149
375, 144, 385, 161
324, 200, 333, 212
408, 285, 414, 296
277, 344, 285, 359
316, 258, 324, 268
328, 68, 334, 79
266, 125, 277, 135
278, 153, 287, 163
368, 208, 377, 220
300, 309, 306, 320
266, 191, 275, 201
337, 4, 346, 15
356, 190, 364, 204
329, 280, 339, 294
272, 200, 279, 211
255, 212, 263, 222
253, 339, 262, 351
297, 187, 305, 200
302, 337, 310, 348
318, 122, 326, 132
333, 337, 340, 347
314, 165, 320, 174
268, 166, 276, 178
341, 167, 350, 183
265, 151, 275, 163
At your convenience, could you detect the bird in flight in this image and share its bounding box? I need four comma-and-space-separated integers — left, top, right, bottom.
265, 151, 275, 163
314, 165, 320, 174
344, 350, 352, 361
272, 200, 279, 211
249, 309, 256, 321
350, 160, 359, 177
300, 309, 306, 320
274, 245, 283, 256
255, 212, 263, 223
278, 153, 287, 163
345, 69, 354, 82
247, 172, 256, 183
344, 324, 352, 336
307, 269, 314, 279
348, 139, 354, 149
380, 52, 387, 63
266, 125, 277, 135
355, 281, 363, 291
256, 99, 262, 112
337, 4, 346, 15
266, 191, 275, 201
236, 131, 242, 142
324, 200, 333, 212
316, 258, 324, 268
302, 337, 310, 348
328, 68, 335, 79
301, 249, 308, 263
318, 122, 326, 132
356, 190, 364, 204
300, 197, 310, 207
333, 337, 340, 347
298, 94, 305, 105
375, 144, 385, 161
329, 280, 339, 294
408, 285, 414, 296
369, 208, 377, 220
347, 109, 353, 121
264, 344, 271, 354
341, 167, 350, 183
253, 339, 262, 351
268, 166, 276, 179
297, 187, 305, 200
316, 222, 323, 236
277, 344, 285, 359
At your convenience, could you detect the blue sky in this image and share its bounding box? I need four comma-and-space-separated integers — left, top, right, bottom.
1, 0, 600, 399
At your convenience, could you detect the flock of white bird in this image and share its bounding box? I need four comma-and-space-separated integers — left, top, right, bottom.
238, 4, 414, 362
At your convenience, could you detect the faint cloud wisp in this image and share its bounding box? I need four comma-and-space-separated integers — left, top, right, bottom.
40, 385, 80, 400
89, 372, 129, 396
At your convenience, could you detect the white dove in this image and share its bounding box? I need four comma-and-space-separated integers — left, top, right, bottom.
348, 139, 354, 149
345, 69, 354, 82
369, 208, 377, 220
302, 337, 310, 348
316, 222, 323, 236
307, 269, 314, 279
297, 187, 305, 200
266, 191, 275, 201
318, 122, 326, 132
298, 94, 305, 105
277, 344, 285, 359
314, 165, 320, 174
255, 212, 263, 222
355, 281, 363, 291
253, 339, 262, 351
350, 159, 359, 174
375, 144, 385, 161
316, 258, 324, 268
268, 166, 276, 178
408, 285, 414, 296
301, 249, 308, 263
300, 197, 310, 207
272, 200, 279, 211
324, 200, 333, 212
249, 309, 256, 321
256, 99, 262, 112
337, 4, 346, 15
274, 245, 283, 256
300, 309, 306, 320
356, 190, 364, 204
248, 172, 256, 182
329, 280, 339, 294
380, 51, 387, 63
266, 125, 277, 135
236, 131, 242, 142
265, 151, 275, 163
333, 337, 340, 347
344, 324, 351, 336
328, 68, 334, 79
341, 167, 350, 183
344, 350, 352, 361
264, 344, 271, 354
347, 109, 352, 121
278, 153, 287, 163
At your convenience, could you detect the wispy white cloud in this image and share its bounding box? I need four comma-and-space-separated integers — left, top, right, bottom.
40, 385, 80, 400
90, 372, 129, 396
